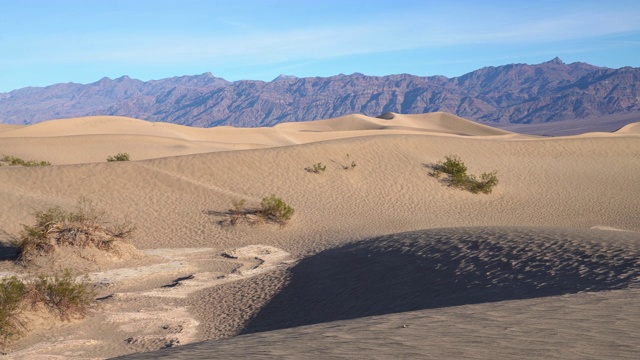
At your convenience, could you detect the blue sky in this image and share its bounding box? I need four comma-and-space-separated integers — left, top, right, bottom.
1, 0, 639, 93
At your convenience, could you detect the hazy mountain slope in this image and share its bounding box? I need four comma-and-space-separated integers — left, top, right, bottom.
1, 58, 638, 128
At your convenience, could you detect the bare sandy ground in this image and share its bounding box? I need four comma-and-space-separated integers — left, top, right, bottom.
500, 112, 640, 136
0, 112, 638, 359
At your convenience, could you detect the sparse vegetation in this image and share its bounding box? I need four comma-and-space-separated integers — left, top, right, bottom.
229, 199, 247, 226
106, 152, 130, 162
305, 162, 326, 174
430, 155, 499, 194
1, 155, 51, 167
0, 276, 27, 343
31, 270, 96, 321
17, 198, 135, 261
0, 198, 127, 344
259, 195, 295, 225
221, 195, 294, 227
342, 153, 356, 170
0, 270, 96, 344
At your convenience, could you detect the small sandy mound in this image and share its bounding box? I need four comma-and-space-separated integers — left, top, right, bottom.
24, 240, 154, 274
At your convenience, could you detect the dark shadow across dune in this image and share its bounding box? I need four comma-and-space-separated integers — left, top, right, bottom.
241, 227, 640, 334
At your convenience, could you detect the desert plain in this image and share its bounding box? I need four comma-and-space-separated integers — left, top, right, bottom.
0, 112, 638, 359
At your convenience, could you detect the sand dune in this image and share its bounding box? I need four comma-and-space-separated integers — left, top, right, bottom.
116, 286, 640, 360
116, 227, 640, 360
0, 124, 23, 133
0, 112, 516, 165
616, 121, 640, 134
275, 112, 512, 136
0, 113, 638, 359
241, 227, 640, 334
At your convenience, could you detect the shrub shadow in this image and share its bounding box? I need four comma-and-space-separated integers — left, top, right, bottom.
0, 230, 19, 260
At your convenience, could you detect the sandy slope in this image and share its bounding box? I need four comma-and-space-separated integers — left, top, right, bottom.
117, 286, 640, 360
616, 121, 640, 134
0, 112, 638, 359
117, 227, 640, 360
0, 113, 514, 165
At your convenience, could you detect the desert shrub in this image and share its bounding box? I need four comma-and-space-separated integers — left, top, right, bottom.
232, 199, 247, 212
17, 198, 135, 260
106, 152, 130, 162
1, 155, 50, 167
31, 270, 95, 321
471, 171, 497, 193
0, 276, 27, 343
437, 155, 467, 177
305, 162, 326, 174
342, 154, 357, 170
431, 155, 499, 194
0, 270, 96, 343
228, 199, 247, 226
259, 195, 294, 225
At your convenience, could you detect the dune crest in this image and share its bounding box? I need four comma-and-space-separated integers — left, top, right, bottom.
616, 121, 640, 134
0, 112, 518, 165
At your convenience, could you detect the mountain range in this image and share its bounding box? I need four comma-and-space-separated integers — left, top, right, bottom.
1, 58, 638, 130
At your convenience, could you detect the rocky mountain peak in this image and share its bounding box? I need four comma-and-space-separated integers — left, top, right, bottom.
0, 59, 638, 129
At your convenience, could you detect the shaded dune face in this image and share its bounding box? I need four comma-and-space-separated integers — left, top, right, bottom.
242, 227, 640, 334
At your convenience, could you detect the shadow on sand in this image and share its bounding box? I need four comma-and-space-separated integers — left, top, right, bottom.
0, 230, 19, 260
241, 226, 640, 334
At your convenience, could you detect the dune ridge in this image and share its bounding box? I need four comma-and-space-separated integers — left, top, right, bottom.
0, 112, 518, 165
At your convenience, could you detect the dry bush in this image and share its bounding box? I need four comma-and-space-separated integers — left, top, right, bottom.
221, 195, 294, 227
0, 276, 27, 344
0, 270, 96, 345
17, 198, 135, 261
30, 269, 96, 321
229, 199, 247, 226
305, 162, 326, 173
341, 154, 356, 170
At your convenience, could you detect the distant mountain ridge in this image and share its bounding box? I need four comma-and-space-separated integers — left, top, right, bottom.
1, 58, 639, 128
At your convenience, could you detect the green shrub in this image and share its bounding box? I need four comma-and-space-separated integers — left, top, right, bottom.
32, 270, 95, 321
468, 172, 499, 194
259, 195, 294, 225
305, 162, 326, 174
106, 152, 130, 162
431, 155, 499, 194
17, 198, 135, 261
437, 155, 467, 177
0, 270, 96, 343
1, 155, 50, 167
0, 276, 27, 343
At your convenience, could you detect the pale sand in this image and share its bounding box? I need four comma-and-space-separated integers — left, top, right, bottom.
0, 113, 514, 165
0, 112, 638, 359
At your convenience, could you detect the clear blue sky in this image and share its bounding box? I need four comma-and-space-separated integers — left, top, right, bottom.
1, 0, 639, 93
